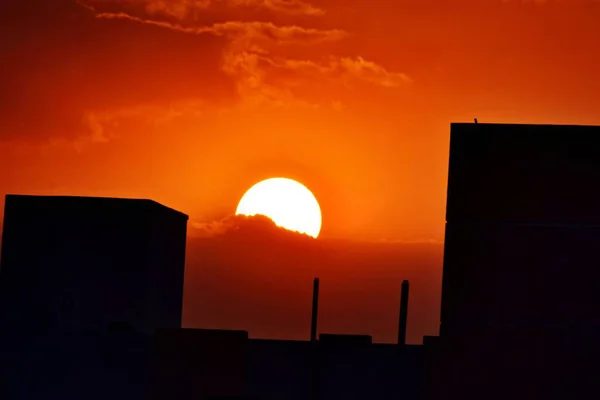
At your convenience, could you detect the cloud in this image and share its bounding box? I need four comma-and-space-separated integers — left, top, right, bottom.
259, 55, 412, 88
68, 99, 208, 150
190, 214, 439, 244
89, 7, 408, 110
79, 0, 409, 114
0, 0, 231, 144
86, 3, 408, 102
9, 94, 210, 152
500, 0, 549, 3
134, 0, 211, 19
190, 214, 274, 237
0, 0, 408, 147
83, 0, 325, 18
219, 51, 411, 108
337, 57, 413, 87
190, 213, 317, 240
499, 0, 600, 3
93, 13, 347, 45
230, 0, 325, 16
211, 21, 347, 45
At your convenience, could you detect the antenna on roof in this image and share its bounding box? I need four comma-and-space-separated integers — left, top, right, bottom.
310, 277, 319, 343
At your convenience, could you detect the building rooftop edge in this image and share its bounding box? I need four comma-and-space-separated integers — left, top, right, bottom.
4, 194, 189, 220
450, 122, 600, 129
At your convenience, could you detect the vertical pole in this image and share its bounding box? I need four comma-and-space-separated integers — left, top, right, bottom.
310, 277, 320, 400
310, 277, 320, 342
398, 280, 410, 345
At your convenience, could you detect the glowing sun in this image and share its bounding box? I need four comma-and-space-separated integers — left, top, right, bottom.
236, 178, 322, 238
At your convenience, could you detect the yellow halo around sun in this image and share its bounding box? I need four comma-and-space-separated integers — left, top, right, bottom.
236, 177, 322, 238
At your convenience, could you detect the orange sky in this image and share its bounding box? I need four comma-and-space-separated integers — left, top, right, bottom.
1, 0, 600, 343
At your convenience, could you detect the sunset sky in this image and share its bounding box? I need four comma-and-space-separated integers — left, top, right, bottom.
1, 0, 599, 343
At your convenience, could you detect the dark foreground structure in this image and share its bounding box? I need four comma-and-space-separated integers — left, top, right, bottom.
429, 123, 600, 400
2, 122, 600, 400
0, 195, 189, 400
153, 330, 424, 400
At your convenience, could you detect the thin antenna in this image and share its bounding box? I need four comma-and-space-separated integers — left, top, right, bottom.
310, 278, 320, 400
310, 277, 320, 342
398, 280, 410, 345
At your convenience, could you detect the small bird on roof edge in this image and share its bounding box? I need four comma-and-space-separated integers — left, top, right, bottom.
474, 118, 478, 124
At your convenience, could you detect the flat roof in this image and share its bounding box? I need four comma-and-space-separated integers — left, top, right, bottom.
451, 122, 600, 129
4, 194, 189, 221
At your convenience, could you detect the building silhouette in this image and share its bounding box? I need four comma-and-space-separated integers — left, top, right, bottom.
149, 277, 422, 400
148, 330, 424, 400
429, 123, 600, 400
0, 195, 188, 400
0, 194, 420, 400
3, 122, 600, 400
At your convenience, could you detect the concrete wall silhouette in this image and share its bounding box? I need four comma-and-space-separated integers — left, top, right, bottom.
0, 195, 188, 400
314, 341, 424, 400
149, 330, 425, 400
441, 123, 600, 336
0, 194, 188, 338
435, 123, 600, 400
152, 329, 248, 400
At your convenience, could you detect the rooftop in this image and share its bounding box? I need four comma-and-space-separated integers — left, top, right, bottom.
4, 194, 189, 221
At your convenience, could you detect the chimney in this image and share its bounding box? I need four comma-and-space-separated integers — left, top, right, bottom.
398, 280, 410, 345
310, 277, 320, 342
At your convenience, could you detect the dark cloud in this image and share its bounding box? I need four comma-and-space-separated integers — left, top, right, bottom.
183, 214, 443, 343
190, 213, 319, 240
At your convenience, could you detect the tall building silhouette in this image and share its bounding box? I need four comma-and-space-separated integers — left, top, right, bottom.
0, 195, 188, 337
434, 123, 600, 400
0, 195, 188, 400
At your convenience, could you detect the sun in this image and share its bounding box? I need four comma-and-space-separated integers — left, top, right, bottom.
236, 178, 322, 238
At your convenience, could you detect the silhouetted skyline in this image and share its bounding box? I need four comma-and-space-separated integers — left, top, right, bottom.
4, 0, 600, 348
4, 122, 600, 399
3, 2, 600, 399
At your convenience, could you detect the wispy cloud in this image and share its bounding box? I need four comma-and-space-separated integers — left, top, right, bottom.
51, 99, 208, 152
260, 55, 412, 87
91, 11, 355, 107
93, 12, 346, 45
500, 0, 600, 4
91, 11, 408, 101
83, 0, 325, 18
229, 0, 325, 16
74, 0, 410, 140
